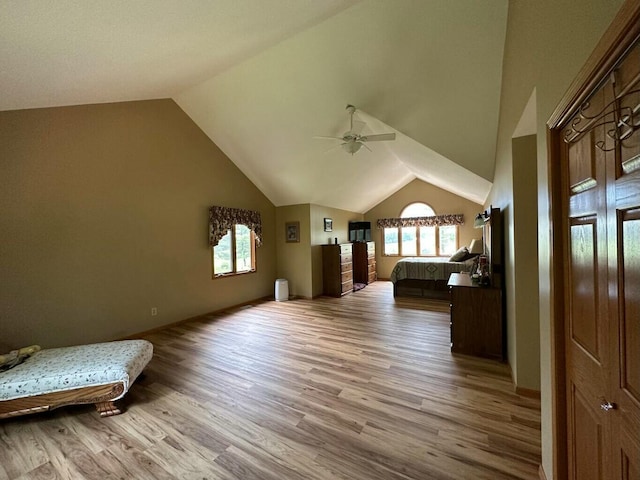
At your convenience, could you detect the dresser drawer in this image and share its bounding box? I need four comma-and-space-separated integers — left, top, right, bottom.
322, 244, 353, 298
367, 263, 376, 274
341, 280, 353, 294
367, 272, 377, 284
340, 261, 352, 273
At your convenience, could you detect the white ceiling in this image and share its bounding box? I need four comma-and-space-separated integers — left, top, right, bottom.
1, 0, 508, 213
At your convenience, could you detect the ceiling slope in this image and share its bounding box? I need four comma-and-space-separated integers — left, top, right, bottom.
0, 0, 359, 111
176, 0, 507, 212
1, 0, 507, 213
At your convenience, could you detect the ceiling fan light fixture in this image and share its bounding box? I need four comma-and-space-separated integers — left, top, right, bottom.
314, 104, 395, 155
342, 140, 362, 155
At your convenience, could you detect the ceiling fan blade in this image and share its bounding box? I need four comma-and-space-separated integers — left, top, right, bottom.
322, 143, 345, 153
361, 142, 373, 152
313, 135, 343, 141
361, 133, 396, 142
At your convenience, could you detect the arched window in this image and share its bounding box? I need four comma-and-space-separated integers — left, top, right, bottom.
401, 202, 435, 218
382, 202, 458, 257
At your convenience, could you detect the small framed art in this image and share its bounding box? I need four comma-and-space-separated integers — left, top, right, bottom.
285, 221, 300, 243
324, 218, 333, 232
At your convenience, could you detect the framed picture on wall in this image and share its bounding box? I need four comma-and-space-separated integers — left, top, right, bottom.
285, 221, 300, 243
324, 218, 333, 232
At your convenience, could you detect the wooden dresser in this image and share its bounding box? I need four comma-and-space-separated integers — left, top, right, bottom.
448, 273, 504, 361
322, 243, 353, 297
352, 241, 376, 285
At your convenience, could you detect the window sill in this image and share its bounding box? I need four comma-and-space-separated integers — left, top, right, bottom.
212, 269, 256, 279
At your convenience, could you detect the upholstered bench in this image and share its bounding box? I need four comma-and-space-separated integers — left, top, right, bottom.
0, 339, 153, 419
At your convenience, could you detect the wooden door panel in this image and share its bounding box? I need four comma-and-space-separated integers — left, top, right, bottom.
615, 41, 640, 171
622, 457, 639, 480
565, 87, 606, 194
564, 70, 611, 478
570, 385, 605, 480
614, 43, 640, 93
608, 46, 640, 480
569, 219, 600, 359
620, 213, 640, 404
612, 45, 640, 480
619, 430, 640, 480
569, 131, 598, 193
552, 14, 640, 480
615, 205, 640, 480
618, 91, 640, 172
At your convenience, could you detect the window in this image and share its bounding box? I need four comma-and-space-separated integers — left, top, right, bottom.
382, 202, 458, 257
212, 224, 256, 276
383, 228, 399, 255
209, 205, 261, 278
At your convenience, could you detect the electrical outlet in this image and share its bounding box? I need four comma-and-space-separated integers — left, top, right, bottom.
151, 307, 158, 316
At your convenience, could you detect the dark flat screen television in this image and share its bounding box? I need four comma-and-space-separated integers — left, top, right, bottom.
349, 221, 371, 242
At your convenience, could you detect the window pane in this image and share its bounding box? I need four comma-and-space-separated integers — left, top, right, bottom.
401, 202, 435, 218
439, 225, 457, 255
235, 224, 252, 272
384, 228, 399, 255
419, 226, 436, 255
213, 230, 232, 274
401, 227, 417, 256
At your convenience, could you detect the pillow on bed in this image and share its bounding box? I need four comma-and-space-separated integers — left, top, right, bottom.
449, 246, 469, 262
0, 345, 41, 372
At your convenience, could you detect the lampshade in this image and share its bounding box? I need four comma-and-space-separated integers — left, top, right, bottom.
469, 238, 483, 254
342, 139, 363, 155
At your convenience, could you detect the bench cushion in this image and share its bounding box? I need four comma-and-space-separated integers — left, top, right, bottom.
0, 340, 153, 402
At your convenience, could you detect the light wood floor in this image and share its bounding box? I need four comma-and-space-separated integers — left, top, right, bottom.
0, 281, 541, 480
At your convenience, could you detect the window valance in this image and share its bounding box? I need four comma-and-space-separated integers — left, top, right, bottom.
376, 214, 464, 229
209, 206, 263, 247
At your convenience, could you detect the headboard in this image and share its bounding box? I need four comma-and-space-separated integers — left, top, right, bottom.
484, 207, 503, 288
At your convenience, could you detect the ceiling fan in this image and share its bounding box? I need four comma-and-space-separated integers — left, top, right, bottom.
315, 104, 396, 155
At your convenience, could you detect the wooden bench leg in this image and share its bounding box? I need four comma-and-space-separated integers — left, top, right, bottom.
95, 401, 121, 417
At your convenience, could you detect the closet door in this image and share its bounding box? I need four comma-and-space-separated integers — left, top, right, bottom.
563, 84, 612, 479
561, 40, 640, 480
606, 42, 640, 480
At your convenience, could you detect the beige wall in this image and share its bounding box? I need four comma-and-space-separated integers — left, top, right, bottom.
0, 99, 276, 349
275, 204, 312, 298
275, 203, 362, 298
365, 178, 483, 279
510, 134, 540, 391
489, 1, 624, 477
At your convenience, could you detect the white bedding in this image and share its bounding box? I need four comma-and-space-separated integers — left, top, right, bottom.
0, 339, 153, 401
390, 257, 471, 283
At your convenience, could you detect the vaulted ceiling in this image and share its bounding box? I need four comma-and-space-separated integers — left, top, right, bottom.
1, 0, 508, 213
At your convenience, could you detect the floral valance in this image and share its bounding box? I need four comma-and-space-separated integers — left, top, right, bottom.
209, 206, 263, 247
376, 214, 464, 229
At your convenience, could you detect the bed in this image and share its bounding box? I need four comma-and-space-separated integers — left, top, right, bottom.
391, 207, 504, 300
0, 339, 153, 419
390, 257, 473, 299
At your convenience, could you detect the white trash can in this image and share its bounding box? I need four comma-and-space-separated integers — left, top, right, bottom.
275, 278, 289, 302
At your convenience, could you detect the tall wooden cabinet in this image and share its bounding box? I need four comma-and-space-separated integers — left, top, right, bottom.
447, 206, 505, 361
322, 243, 353, 297
448, 273, 504, 361
352, 241, 376, 285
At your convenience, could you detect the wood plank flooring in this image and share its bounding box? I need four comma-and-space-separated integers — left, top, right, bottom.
0, 281, 541, 480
